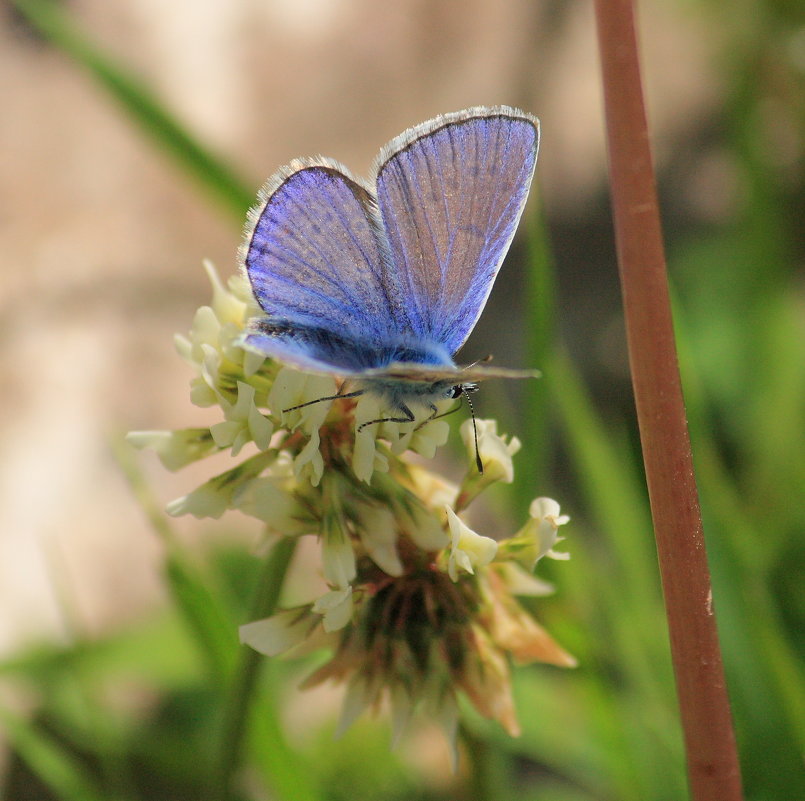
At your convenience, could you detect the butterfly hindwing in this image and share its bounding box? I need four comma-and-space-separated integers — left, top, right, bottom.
373, 107, 539, 355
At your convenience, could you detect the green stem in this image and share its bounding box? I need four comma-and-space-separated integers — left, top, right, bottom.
210, 536, 298, 801
458, 724, 502, 801
516, 192, 557, 515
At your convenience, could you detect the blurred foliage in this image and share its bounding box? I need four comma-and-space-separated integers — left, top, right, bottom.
4, 0, 804, 799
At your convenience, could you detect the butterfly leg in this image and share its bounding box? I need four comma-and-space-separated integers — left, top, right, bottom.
283, 388, 364, 413
357, 403, 415, 432
413, 399, 465, 431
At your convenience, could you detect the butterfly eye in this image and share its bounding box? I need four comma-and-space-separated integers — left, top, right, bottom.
449, 385, 463, 399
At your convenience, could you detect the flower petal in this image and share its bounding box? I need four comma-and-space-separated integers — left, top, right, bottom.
239, 608, 315, 656
312, 587, 353, 632
445, 506, 498, 581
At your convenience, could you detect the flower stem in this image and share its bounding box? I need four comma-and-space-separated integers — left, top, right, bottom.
210, 536, 297, 801
458, 724, 500, 801
593, 1, 744, 799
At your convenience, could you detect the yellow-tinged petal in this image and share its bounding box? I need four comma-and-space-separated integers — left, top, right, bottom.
202, 259, 248, 326
500, 496, 570, 570
461, 418, 520, 483
457, 418, 521, 506
445, 507, 498, 581
269, 368, 335, 433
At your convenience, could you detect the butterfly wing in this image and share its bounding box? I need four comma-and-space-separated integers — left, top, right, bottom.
372, 106, 539, 355
241, 158, 399, 351
241, 317, 381, 375
357, 362, 539, 384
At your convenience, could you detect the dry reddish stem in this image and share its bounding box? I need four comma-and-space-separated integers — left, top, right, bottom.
593, 1, 744, 798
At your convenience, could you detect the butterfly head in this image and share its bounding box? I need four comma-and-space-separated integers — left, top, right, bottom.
450, 382, 478, 399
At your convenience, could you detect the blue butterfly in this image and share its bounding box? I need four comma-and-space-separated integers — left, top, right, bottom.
240, 106, 539, 449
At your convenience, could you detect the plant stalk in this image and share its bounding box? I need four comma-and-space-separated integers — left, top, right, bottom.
211, 536, 298, 801
593, 1, 744, 798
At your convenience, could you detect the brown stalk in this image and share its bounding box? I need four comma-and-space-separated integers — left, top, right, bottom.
592, 1, 744, 798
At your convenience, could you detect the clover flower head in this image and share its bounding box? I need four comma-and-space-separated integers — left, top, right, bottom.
133, 262, 575, 760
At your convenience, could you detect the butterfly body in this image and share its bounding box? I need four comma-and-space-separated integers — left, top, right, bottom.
240, 106, 540, 421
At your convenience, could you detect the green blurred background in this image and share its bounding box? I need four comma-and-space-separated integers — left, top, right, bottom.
1, 0, 802, 798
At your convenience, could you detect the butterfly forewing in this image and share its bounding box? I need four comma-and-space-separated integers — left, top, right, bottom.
243, 159, 396, 347
373, 107, 539, 355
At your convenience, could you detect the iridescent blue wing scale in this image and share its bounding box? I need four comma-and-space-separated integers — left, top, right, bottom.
372, 106, 539, 355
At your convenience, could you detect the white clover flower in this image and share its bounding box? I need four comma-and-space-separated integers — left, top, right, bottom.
292, 434, 325, 487
166, 453, 272, 520
498, 497, 570, 572
356, 504, 403, 576
135, 259, 576, 758
210, 381, 273, 455
457, 418, 521, 508
239, 608, 317, 657
527, 497, 570, 561
352, 394, 451, 483
224, 267, 261, 310
125, 428, 217, 471
399, 501, 449, 551
174, 262, 268, 407
352, 397, 389, 483
321, 518, 357, 589
388, 408, 450, 459
175, 305, 221, 367
232, 476, 311, 537
312, 586, 353, 632
464, 418, 521, 482
166, 480, 232, 520
445, 506, 498, 581
202, 259, 249, 326
405, 464, 458, 510
268, 368, 336, 434
494, 562, 555, 597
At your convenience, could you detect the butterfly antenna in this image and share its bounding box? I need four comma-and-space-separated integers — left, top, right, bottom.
462, 387, 483, 474
465, 354, 494, 369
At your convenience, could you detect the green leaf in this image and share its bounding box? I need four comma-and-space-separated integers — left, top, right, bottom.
0, 706, 107, 801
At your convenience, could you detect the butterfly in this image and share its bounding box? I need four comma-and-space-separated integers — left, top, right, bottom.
240, 106, 539, 463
